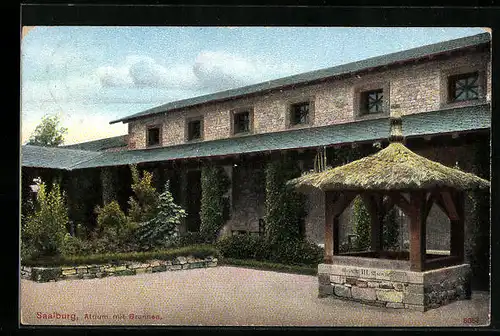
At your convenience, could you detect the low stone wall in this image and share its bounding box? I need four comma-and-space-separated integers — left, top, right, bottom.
21, 256, 218, 283
318, 263, 471, 311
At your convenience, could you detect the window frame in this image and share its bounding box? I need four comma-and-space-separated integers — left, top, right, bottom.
447, 71, 480, 103
439, 64, 487, 108
360, 89, 384, 115
146, 124, 162, 148
230, 108, 254, 136
353, 80, 390, 119
185, 116, 204, 142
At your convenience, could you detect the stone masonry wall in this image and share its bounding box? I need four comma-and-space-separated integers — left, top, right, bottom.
318, 263, 471, 311
127, 51, 490, 150
225, 163, 266, 233
21, 256, 218, 283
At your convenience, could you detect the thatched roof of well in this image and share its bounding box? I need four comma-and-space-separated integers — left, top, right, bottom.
289, 142, 490, 192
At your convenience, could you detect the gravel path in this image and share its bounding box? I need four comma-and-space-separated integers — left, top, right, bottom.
20, 266, 490, 327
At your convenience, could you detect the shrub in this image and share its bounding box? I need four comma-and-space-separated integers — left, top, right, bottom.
22, 181, 68, 257
127, 164, 160, 224
267, 239, 323, 266
220, 258, 317, 276
61, 234, 92, 257
216, 234, 269, 260
353, 196, 370, 251
22, 244, 218, 267
136, 181, 186, 250
200, 165, 230, 243
95, 201, 136, 244
177, 232, 208, 246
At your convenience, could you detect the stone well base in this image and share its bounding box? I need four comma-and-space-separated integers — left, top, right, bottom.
318, 263, 471, 311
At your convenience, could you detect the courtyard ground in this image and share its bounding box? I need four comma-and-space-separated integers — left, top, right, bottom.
20, 266, 490, 327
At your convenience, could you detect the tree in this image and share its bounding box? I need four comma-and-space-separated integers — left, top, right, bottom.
27, 114, 68, 147
136, 181, 186, 250
353, 196, 371, 251
127, 164, 160, 224
22, 180, 68, 258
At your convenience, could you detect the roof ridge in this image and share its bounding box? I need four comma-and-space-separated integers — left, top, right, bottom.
110, 32, 490, 124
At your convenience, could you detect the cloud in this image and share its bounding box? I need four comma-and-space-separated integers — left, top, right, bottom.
192, 51, 307, 91
96, 55, 198, 90
94, 52, 306, 92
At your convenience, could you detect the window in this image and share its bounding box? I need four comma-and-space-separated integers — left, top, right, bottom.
147, 126, 161, 147
290, 102, 310, 125
361, 89, 384, 114
448, 72, 479, 102
233, 111, 251, 134
187, 119, 203, 141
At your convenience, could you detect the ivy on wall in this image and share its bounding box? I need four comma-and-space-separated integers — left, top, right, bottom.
200, 165, 230, 243
264, 155, 307, 247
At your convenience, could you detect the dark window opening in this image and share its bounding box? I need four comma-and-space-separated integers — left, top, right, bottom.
147, 127, 160, 147
449, 72, 479, 102
234, 111, 250, 134
290, 102, 310, 125
188, 120, 202, 141
361, 89, 384, 114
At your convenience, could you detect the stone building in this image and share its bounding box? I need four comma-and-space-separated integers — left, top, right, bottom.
21, 33, 491, 268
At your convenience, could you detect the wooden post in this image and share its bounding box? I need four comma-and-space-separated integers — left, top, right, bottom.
333, 216, 340, 255
409, 192, 426, 271
324, 191, 335, 263
450, 190, 465, 262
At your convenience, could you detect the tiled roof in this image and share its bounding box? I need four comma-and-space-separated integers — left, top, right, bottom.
21, 145, 105, 170
61, 135, 128, 152
110, 32, 490, 125
34, 103, 488, 170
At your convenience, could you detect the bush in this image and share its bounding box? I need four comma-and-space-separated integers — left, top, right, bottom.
136, 181, 186, 250
61, 234, 92, 257
177, 232, 208, 246
220, 258, 317, 276
217, 234, 323, 266
94, 201, 137, 251
22, 244, 219, 267
267, 239, 323, 266
216, 234, 269, 260
22, 181, 68, 257
128, 164, 160, 224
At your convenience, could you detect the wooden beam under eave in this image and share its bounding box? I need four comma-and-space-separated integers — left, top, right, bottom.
333, 191, 358, 217
387, 191, 413, 217
441, 191, 459, 221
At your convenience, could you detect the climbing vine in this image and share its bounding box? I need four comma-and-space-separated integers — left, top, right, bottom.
264, 155, 307, 247
200, 165, 230, 243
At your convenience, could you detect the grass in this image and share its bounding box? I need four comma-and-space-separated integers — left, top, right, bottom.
22, 244, 219, 267
220, 258, 317, 276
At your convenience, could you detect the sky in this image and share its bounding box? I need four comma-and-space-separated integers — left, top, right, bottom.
20, 27, 487, 145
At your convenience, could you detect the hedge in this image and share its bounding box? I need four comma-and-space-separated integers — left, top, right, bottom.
220, 258, 317, 276
22, 244, 219, 267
